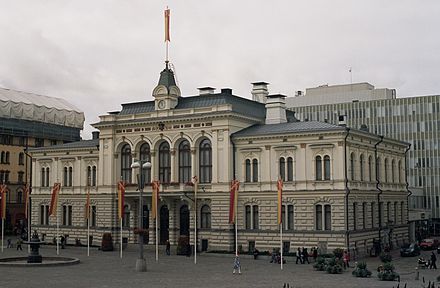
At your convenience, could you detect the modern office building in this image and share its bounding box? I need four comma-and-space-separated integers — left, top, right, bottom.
0, 87, 84, 234
29, 65, 409, 256
285, 83, 440, 232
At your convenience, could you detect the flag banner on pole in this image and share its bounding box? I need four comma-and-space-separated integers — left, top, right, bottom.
164, 8, 170, 42
85, 186, 91, 220
0, 184, 7, 220
228, 180, 240, 223
49, 183, 61, 216
277, 178, 283, 224
24, 184, 30, 219
151, 180, 160, 220
118, 181, 125, 219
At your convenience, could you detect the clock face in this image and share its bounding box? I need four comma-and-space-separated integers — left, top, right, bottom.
158, 100, 165, 109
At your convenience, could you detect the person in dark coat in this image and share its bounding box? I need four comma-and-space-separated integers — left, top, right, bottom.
296, 247, 302, 264
312, 247, 318, 262
303, 248, 310, 264
430, 252, 437, 269
166, 240, 170, 256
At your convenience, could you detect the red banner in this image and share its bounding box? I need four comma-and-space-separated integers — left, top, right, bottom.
49, 183, 61, 216
118, 181, 125, 219
228, 180, 240, 223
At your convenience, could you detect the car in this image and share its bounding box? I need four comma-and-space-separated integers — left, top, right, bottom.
419, 239, 439, 250
400, 243, 421, 257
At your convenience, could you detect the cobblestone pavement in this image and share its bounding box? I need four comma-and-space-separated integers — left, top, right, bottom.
0, 244, 439, 288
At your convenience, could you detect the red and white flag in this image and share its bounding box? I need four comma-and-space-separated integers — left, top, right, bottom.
151, 180, 160, 220
228, 180, 240, 224
49, 183, 61, 216
117, 181, 125, 219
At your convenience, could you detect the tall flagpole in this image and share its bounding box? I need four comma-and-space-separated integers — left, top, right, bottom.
155, 182, 159, 262
56, 204, 59, 255
155, 212, 158, 262
27, 194, 30, 253
280, 223, 283, 270
1, 218, 3, 253
235, 181, 238, 256
120, 217, 123, 259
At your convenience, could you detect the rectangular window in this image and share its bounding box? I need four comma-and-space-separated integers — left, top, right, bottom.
287, 205, 294, 230
316, 205, 322, 230
362, 203, 366, 229
324, 205, 331, 230
353, 203, 357, 230
245, 206, 251, 229
252, 206, 259, 229
91, 206, 97, 227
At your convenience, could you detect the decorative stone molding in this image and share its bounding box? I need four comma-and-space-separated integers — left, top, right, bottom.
313, 196, 335, 205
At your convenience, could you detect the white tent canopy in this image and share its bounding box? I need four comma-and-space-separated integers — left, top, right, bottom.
0, 87, 84, 129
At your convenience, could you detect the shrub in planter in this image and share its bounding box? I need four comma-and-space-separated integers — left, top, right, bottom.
379, 252, 392, 263
352, 261, 372, 278
313, 257, 327, 271
377, 262, 399, 281
326, 257, 344, 274
333, 248, 344, 259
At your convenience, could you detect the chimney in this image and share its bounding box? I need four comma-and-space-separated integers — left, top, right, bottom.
251, 82, 269, 104
221, 88, 232, 94
92, 131, 100, 140
198, 87, 215, 95
295, 90, 304, 97
265, 94, 287, 124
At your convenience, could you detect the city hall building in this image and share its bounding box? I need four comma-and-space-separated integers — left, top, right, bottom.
29, 64, 410, 256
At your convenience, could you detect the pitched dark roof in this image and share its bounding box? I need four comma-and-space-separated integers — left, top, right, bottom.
29, 139, 99, 152
232, 121, 345, 137
119, 92, 268, 120
158, 64, 177, 89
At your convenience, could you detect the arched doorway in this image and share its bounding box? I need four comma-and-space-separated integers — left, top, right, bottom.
160, 205, 169, 244
180, 205, 190, 236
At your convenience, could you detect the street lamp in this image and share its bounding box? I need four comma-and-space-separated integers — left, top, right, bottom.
131, 160, 152, 272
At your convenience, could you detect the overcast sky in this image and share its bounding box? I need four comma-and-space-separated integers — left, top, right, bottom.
1, 0, 439, 139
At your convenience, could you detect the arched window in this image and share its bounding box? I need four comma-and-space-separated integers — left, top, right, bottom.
368, 156, 373, 182
384, 158, 389, 183
287, 157, 293, 181
92, 166, 97, 186
18, 153, 24, 165
201, 205, 211, 228
45, 167, 50, 187
279, 157, 286, 181
159, 142, 171, 183
315, 205, 322, 230
398, 160, 402, 183
315, 156, 322, 180
5, 152, 9, 164
245, 159, 251, 182
121, 144, 132, 183
391, 160, 395, 183
252, 159, 258, 182
0, 151, 4, 164
140, 143, 151, 184
199, 139, 212, 183
16, 190, 23, 203
324, 155, 331, 180
68, 167, 73, 187
41, 168, 46, 187
63, 167, 68, 186
178, 140, 191, 183
350, 153, 355, 180
87, 166, 92, 186
359, 154, 364, 181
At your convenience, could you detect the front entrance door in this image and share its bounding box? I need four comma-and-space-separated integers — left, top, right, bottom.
180, 205, 190, 236
160, 205, 169, 244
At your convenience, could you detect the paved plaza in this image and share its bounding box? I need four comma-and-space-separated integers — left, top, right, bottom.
0, 244, 440, 288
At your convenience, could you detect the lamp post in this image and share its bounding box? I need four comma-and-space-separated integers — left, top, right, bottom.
131, 160, 152, 272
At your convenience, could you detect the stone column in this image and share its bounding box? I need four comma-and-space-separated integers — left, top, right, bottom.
170, 148, 176, 182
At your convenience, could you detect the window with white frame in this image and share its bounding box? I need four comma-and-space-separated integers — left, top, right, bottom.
244, 204, 259, 230
140, 143, 151, 184
279, 157, 294, 182
200, 205, 211, 228
281, 204, 294, 230
179, 140, 191, 183
245, 158, 258, 182
315, 204, 331, 231
91, 205, 97, 227
63, 166, 73, 187
40, 204, 49, 225
62, 204, 73, 226
315, 155, 331, 181
121, 144, 132, 183
199, 139, 212, 183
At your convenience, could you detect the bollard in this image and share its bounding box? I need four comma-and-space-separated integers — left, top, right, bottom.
415, 267, 419, 280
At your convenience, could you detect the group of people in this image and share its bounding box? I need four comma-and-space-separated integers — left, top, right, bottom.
295, 247, 318, 264
6, 238, 23, 250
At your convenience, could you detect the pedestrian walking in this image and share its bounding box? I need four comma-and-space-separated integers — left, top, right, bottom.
295, 247, 302, 264
7, 239, 12, 248
303, 248, 310, 264
16, 238, 23, 251
430, 252, 437, 269
312, 247, 318, 262
343, 250, 350, 269
233, 255, 242, 274
166, 240, 170, 256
